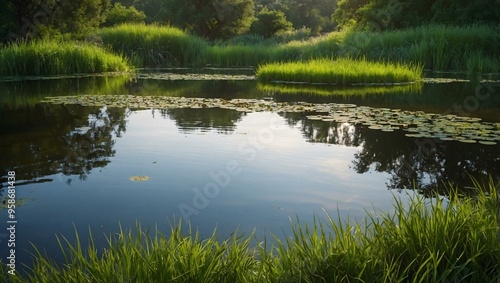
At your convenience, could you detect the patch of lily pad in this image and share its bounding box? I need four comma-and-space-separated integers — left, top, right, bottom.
0, 197, 34, 209
43, 95, 500, 145
129, 176, 151, 181
137, 72, 255, 81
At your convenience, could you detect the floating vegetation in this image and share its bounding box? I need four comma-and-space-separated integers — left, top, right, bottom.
137, 72, 255, 81
0, 197, 34, 209
43, 95, 500, 144
129, 176, 151, 181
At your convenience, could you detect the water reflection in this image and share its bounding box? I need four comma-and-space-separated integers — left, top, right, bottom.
1, 74, 499, 195
160, 108, 245, 133
0, 104, 127, 188
281, 112, 500, 194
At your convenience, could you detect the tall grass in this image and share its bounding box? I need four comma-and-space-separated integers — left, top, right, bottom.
2, 24, 497, 75
257, 58, 423, 85
0, 40, 130, 76
2, 179, 499, 282
97, 24, 208, 67
334, 24, 500, 73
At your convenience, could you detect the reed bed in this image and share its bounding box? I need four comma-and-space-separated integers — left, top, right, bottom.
4, 24, 496, 72
97, 24, 208, 67
2, 179, 499, 282
332, 24, 500, 73
257, 58, 423, 85
0, 40, 130, 76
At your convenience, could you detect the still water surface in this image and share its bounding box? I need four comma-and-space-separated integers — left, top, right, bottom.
1, 72, 499, 269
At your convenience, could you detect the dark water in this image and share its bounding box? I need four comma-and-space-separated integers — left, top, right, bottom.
1, 72, 499, 271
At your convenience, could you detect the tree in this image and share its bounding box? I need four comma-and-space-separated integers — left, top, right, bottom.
103, 2, 146, 26
332, 0, 500, 31
250, 7, 292, 38
161, 0, 255, 40
280, 0, 337, 34
1, 0, 110, 41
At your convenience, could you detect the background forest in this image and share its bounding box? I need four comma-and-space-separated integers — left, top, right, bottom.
1, 0, 499, 43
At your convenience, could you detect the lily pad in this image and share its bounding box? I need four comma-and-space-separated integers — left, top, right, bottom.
0, 197, 34, 209
43, 95, 500, 144
129, 176, 151, 181
478, 141, 497, 145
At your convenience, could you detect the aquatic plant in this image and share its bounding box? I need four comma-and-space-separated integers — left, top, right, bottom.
2, 178, 498, 282
256, 58, 423, 85
0, 40, 130, 76
42, 95, 500, 144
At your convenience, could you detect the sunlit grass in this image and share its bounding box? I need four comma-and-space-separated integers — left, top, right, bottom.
2, 24, 497, 73
0, 40, 130, 76
257, 58, 423, 85
2, 178, 499, 282
98, 23, 208, 67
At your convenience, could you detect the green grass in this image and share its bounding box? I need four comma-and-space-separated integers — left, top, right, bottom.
97, 24, 208, 67
257, 58, 423, 85
2, 178, 499, 282
0, 40, 130, 76
1, 24, 498, 76
331, 24, 500, 73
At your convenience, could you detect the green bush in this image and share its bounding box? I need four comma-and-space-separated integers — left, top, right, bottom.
103, 3, 146, 27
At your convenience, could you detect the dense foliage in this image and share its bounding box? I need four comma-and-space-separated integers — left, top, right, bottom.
103, 2, 146, 27
250, 8, 293, 38
333, 0, 500, 31
0, 0, 110, 41
160, 0, 255, 40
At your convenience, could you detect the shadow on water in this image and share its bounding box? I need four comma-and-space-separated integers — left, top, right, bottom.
1, 72, 499, 194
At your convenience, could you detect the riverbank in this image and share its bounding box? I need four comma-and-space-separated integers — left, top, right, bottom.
1, 24, 498, 77
2, 179, 499, 282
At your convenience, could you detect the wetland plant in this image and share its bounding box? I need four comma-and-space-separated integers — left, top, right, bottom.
0, 40, 130, 77
256, 58, 423, 85
2, 179, 499, 282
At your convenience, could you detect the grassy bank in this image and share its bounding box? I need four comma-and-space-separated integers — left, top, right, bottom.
1, 24, 498, 76
257, 58, 423, 85
329, 24, 500, 73
97, 24, 208, 67
2, 179, 499, 282
96, 24, 499, 72
0, 40, 130, 76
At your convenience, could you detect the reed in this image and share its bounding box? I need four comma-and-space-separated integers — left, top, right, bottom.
337, 24, 500, 73
2, 178, 498, 282
97, 24, 208, 67
257, 58, 423, 85
0, 40, 130, 76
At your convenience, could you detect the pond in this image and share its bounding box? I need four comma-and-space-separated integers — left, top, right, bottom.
1, 70, 499, 270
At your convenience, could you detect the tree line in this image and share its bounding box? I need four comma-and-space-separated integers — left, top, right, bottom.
1, 0, 499, 43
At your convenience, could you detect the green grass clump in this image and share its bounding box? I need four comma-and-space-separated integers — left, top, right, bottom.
257, 58, 423, 85
2, 179, 499, 282
97, 24, 208, 67
0, 40, 130, 76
